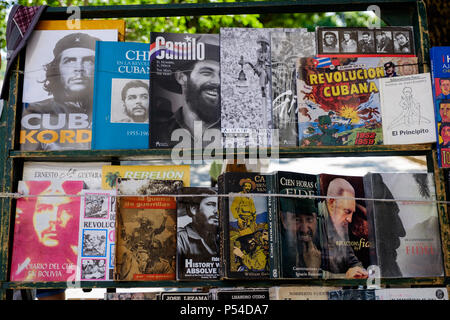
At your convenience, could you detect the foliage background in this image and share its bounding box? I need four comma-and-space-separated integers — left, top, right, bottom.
0, 0, 379, 83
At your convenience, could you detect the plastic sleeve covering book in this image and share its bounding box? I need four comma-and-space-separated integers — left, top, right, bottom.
92, 41, 150, 150
114, 178, 183, 281
363, 172, 444, 278
10, 180, 84, 281
20, 26, 119, 151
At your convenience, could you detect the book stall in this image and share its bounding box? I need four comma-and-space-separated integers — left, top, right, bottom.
0, 0, 449, 303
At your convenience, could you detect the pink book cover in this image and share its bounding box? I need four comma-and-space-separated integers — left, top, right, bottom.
10, 180, 84, 281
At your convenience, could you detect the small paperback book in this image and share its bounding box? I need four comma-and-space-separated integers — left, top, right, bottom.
363, 172, 444, 278
76, 189, 116, 281
318, 174, 372, 279
20, 28, 118, 151
114, 178, 183, 281
10, 180, 84, 281
275, 171, 324, 279
296, 56, 419, 146
270, 30, 314, 147
92, 41, 150, 150
149, 32, 221, 149
379, 73, 436, 144
176, 187, 220, 280
218, 172, 271, 279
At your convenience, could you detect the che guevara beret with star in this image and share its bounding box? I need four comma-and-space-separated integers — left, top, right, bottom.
53, 32, 100, 58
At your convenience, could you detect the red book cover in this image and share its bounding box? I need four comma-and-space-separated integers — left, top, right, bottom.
10, 180, 84, 281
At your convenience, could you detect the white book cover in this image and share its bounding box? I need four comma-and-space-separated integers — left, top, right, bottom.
379, 73, 436, 144
76, 189, 116, 281
376, 288, 448, 300
22, 161, 110, 190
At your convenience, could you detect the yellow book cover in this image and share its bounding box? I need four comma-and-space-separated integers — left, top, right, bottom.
102, 165, 190, 189
36, 20, 126, 41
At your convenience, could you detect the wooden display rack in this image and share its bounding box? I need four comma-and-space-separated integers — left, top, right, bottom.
0, 0, 448, 300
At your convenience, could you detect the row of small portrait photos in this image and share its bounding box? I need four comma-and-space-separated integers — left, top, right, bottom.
316, 27, 415, 55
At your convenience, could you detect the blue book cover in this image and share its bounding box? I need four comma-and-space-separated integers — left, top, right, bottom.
430, 46, 450, 167
92, 41, 150, 150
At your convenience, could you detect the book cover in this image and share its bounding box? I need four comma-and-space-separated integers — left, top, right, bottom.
209, 288, 269, 300
102, 164, 190, 189
328, 288, 376, 300
22, 161, 109, 190
114, 178, 183, 281
92, 41, 150, 150
176, 187, 220, 280
220, 27, 287, 148
375, 288, 448, 300
430, 46, 450, 167
316, 27, 415, 56
219, 172, 271, 279
149, 32, 221, 149
276, 171, 324, 279
318, 174, 371, 279
10, 180, 84, 281
296, 56, 419, 146
363, 172, 444, 278
269, 286, 340, 300
270, 30, 314, 147
158, 292, 210, 300
76, 189, 116, 281
20, 28, 119, 151
379, 73, 436, 144
105, 292, 159, 300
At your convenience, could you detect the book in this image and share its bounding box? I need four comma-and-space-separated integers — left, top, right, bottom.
316, 27, 415, 56
102, 164, 190, 189
221, 28, 300, 148
10, 180, 84, 281
149, 32, 221, 149
218, 172, 271, 279
114, 178, 183, 281
105, 292, 159, 300
363, 172, 444, 278
22, 161, 109, 190
375, 287, 448, 300
328, 288, 376, 300
379, 73, 436, 144
209, 287, 269, 300
92, 41, 150, 150
296, 56, 419, 146
318, 173, 371, 279
275, 171, 324, 279
20, 28, 120, 151
158, 292, 210, 300
269, 286, 340, 300
176, 187, 220, 280
430, 46, 450, 167
76, 189, 116, 281
271, 30, 315, 147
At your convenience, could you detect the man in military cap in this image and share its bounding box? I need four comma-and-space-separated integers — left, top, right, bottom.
280, 198, 323, 277
150, 34, 220, 148
21, 32, 100, 150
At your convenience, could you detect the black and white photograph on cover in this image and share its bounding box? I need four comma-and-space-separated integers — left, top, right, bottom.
81, 258, 106, 280
82, 229, 107, 257
84, 193, 110, 219
271, 30, 315, 147
176, 187, 220, 279
221, 27, 280, 148
110, 78, 149, 123
149, 32, 220, 149
321, 30, 339, 53
393, 31, 413, 53
357, 30, 375, 53
21, 29, 117, 151
339, 30, 358, 53
375, 31, 394, 53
